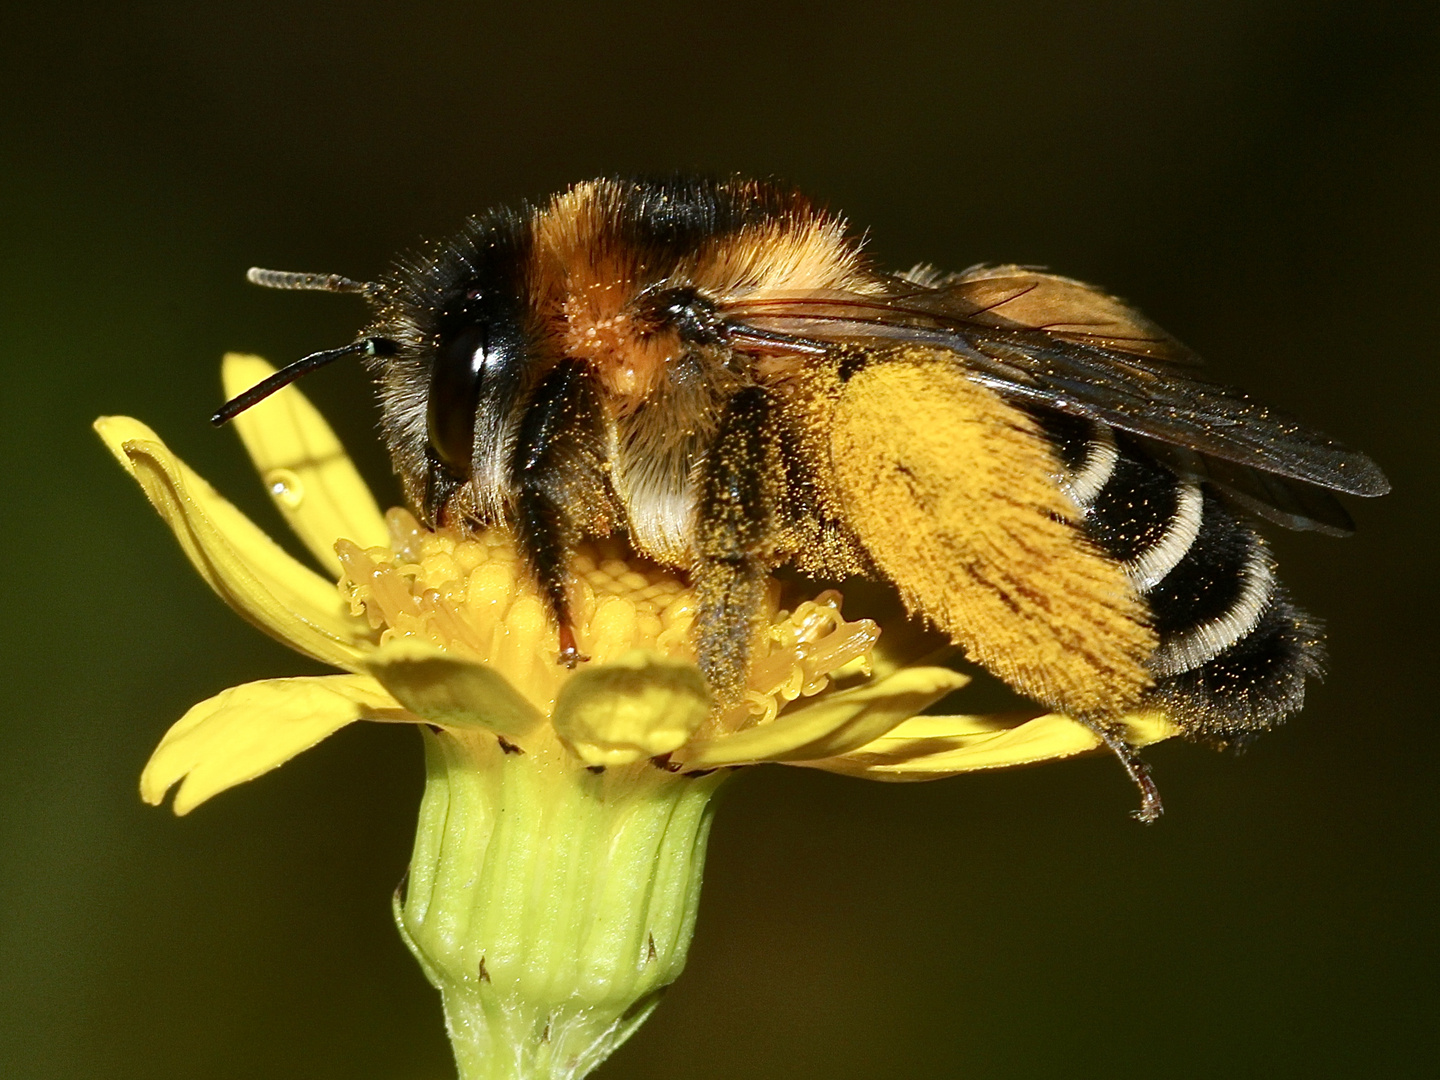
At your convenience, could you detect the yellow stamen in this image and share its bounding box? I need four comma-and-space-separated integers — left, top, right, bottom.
336, 508, 881, 736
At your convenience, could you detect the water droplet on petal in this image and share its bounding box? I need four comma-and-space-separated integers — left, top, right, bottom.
264, 468, 304, 508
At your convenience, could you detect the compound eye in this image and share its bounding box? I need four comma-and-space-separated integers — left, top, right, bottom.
427, 323, 489, 477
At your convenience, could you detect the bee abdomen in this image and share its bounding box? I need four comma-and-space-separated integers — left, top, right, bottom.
1040, 413, 1324, 740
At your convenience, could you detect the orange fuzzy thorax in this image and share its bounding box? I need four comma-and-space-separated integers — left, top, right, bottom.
533, 178, 874, 409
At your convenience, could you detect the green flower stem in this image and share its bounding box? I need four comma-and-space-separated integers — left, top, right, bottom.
397, 728, 725, 1080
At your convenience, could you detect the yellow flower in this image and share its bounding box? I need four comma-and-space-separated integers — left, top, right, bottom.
96, 353, 1176, 1080
95, 354, 1173, 812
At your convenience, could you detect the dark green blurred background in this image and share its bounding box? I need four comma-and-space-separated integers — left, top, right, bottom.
4, 3, 1436, 1077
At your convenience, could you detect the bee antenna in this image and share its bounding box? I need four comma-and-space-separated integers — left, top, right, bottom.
246, 266, 382, 298
210, 338, 396, 426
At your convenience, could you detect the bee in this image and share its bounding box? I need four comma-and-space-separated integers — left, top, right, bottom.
219, 176, 1389, 820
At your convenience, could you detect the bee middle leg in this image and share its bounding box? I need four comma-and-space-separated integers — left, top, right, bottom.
509, 361, 608, 667
692, 385, 783, 701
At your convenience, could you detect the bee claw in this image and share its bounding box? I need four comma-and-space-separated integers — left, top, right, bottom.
1129, 781, 1165, 825
1083, 719, 1165, 824
557, 624, 590, 668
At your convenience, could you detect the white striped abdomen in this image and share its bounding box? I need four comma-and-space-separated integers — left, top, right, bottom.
1041, 411, 1325, 741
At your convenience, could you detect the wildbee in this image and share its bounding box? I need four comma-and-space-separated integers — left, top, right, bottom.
219, 175, 1389, 820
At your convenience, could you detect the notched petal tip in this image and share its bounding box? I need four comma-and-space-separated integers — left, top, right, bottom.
141, 675, 408, 814
365, 639, 545, 739
802, 709, 1180, 780
94, 415, 161, 474
552, 651, 712, 767
94, 416, 371, 670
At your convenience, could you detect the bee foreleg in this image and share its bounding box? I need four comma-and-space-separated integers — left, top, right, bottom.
692, 386, 783, 701
1076, 718, 1165, 824
509, 361, 608, 667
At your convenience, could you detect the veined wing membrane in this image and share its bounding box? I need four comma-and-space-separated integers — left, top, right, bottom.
722, 269, 1389, 498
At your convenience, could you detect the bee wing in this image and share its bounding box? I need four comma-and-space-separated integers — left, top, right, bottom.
1134, 437, 1358, 536
723, 266, 1391, 499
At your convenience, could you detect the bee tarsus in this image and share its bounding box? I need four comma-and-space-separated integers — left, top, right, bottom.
556, 624, 589, 669
1080, 719, 1165, 824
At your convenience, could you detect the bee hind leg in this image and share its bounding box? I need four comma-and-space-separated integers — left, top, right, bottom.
693, 556, 769, 701
692, 386, 783, 702
1076, 718, 1164, 824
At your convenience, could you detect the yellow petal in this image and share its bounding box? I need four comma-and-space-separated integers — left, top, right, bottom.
364, 639, 544, 740
142, 675, 412, 814
222, 353, 389, 574
95, 416, 370, 670
800, 710, 1180, 780
678, 666, 970, 769
551, 651, 712, 767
